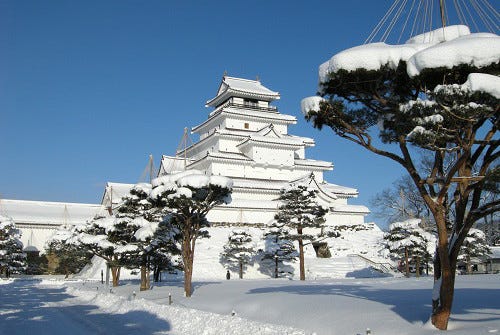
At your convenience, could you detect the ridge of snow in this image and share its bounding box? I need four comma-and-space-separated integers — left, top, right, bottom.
461, 73, 500, 99
318, 25, 500, 82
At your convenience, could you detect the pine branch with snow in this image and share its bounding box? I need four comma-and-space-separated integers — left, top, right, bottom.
150, 170, 232, 297
220, 229, 255, 279
0, 215, 26, 275
261, 220, 298, 278
276, 184, 328, 280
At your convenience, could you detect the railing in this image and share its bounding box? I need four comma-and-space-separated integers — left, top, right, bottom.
347, 254, 397, 274
212, 101, 278, 114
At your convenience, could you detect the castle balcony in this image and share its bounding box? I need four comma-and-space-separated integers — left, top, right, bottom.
211, 100, 278, 116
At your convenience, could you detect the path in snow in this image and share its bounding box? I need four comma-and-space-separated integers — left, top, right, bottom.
0, 280, 171, 335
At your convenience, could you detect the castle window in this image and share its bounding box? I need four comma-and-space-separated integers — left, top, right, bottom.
244, 98, 258, 107
244, 123, 249, 129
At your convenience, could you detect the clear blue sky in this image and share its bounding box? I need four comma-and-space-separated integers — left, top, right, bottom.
1, 0, 413, 225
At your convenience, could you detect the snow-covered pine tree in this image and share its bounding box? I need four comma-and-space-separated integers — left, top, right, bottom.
458, 228, 491, 274
303, 24, 499, 329
150, 170, 232, 297
114, 183, 158, 291
69, 215, 134, 286
384, 218, 434, 277
148, 216, 182, 282
220, 229, 255, 279
0, 215, 26, 276
261, 220, 298, 278
276, 183, 327, 281
45, 226, 92, 276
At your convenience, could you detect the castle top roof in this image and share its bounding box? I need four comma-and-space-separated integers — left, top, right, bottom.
206, 76, 280, 107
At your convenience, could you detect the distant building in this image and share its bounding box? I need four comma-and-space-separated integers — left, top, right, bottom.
0, 199, 102, 252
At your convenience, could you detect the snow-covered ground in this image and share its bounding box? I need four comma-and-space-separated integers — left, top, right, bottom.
77, 223, 392, 282
1, 274, 498, 335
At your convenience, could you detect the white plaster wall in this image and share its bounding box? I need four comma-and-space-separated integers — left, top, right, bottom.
18, 225, 59, 253
252, 147, 294, 166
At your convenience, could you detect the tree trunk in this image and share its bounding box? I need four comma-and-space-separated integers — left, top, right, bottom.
466, 255, 471, 275
298, 235, 305, 281
416, 256, 420, 278
140, 264, 149, 291
153, 266, 160, 282
239, 259, 243, 279
405, 247, 409, 278
431, 215, 456, 330
182, 233, 194, 297
111, 266, 121, 287
275, 257, 279, 278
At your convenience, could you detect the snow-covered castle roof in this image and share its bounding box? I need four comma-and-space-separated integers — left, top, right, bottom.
1, 199, 102, 226
206, 76, 280, 107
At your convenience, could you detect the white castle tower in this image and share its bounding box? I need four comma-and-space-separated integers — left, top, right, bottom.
159, 75, 369, 227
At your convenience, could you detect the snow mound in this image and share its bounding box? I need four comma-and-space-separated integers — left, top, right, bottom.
300, 96, 326, 115
407, 33, 500, 76
319, 25, 500, 81
462, 73, 500, 99
65, 285, 306, 335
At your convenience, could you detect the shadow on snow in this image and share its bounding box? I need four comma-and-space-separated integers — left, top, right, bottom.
246, 281, 500, 325
0, 280, 172, 335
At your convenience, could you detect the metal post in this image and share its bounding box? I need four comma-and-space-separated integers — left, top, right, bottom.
168, 293, 172, 305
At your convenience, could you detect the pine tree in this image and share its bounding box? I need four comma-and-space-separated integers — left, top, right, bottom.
220, 229, 255, 279
384, 219, 434, 277
69, 215, 127, 286
261, 220, 298, 278
151, 170, 232, 297
0, 215, 26, 276
303, 29, 499, 329
114, 183, 159, 291
276, 183, 327, 280
45, 227, 92, 276
458, 228, 491, 274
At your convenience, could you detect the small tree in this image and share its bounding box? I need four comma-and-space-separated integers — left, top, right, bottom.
70, 215, 136, 286
220, 229, 255, 279
148, 217, 182, 282
276, 182, 328, 280
115, 183, 159, 291
261, 220, 298, 278
46, 227, 92, 276
151, 170, 232, 297
458, 228, 491, 274
0, 215, 26, 276
384, 218, 434, 277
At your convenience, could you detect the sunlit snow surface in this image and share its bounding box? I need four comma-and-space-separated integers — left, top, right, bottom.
0, 275, 498, 335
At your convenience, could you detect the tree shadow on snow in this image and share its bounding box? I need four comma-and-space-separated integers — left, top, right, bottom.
0, 280, 172, 335
151, 280, 223, 295
246, 281, 500, 324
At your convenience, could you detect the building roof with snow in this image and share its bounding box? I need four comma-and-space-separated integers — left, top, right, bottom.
206, 76, 280, 107
160, 75, 369, 225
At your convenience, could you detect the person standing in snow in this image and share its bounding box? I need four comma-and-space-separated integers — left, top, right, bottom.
226, 270, 230, 280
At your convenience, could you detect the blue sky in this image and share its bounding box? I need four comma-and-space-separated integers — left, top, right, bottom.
1, 0, 448, 225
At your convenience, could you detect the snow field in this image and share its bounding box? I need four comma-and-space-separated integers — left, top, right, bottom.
55, 274, 500, 335
62, 284, 305, 335
79, 224, 390, 282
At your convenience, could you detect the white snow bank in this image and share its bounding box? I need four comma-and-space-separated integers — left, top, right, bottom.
300, 96, 326, 115
462, 73, 500, 99
405, 25, 470, 44
65, 285, 306, 335
318, 25, 500, 82
407, 33, 500, 76
319, 42, 429, 81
